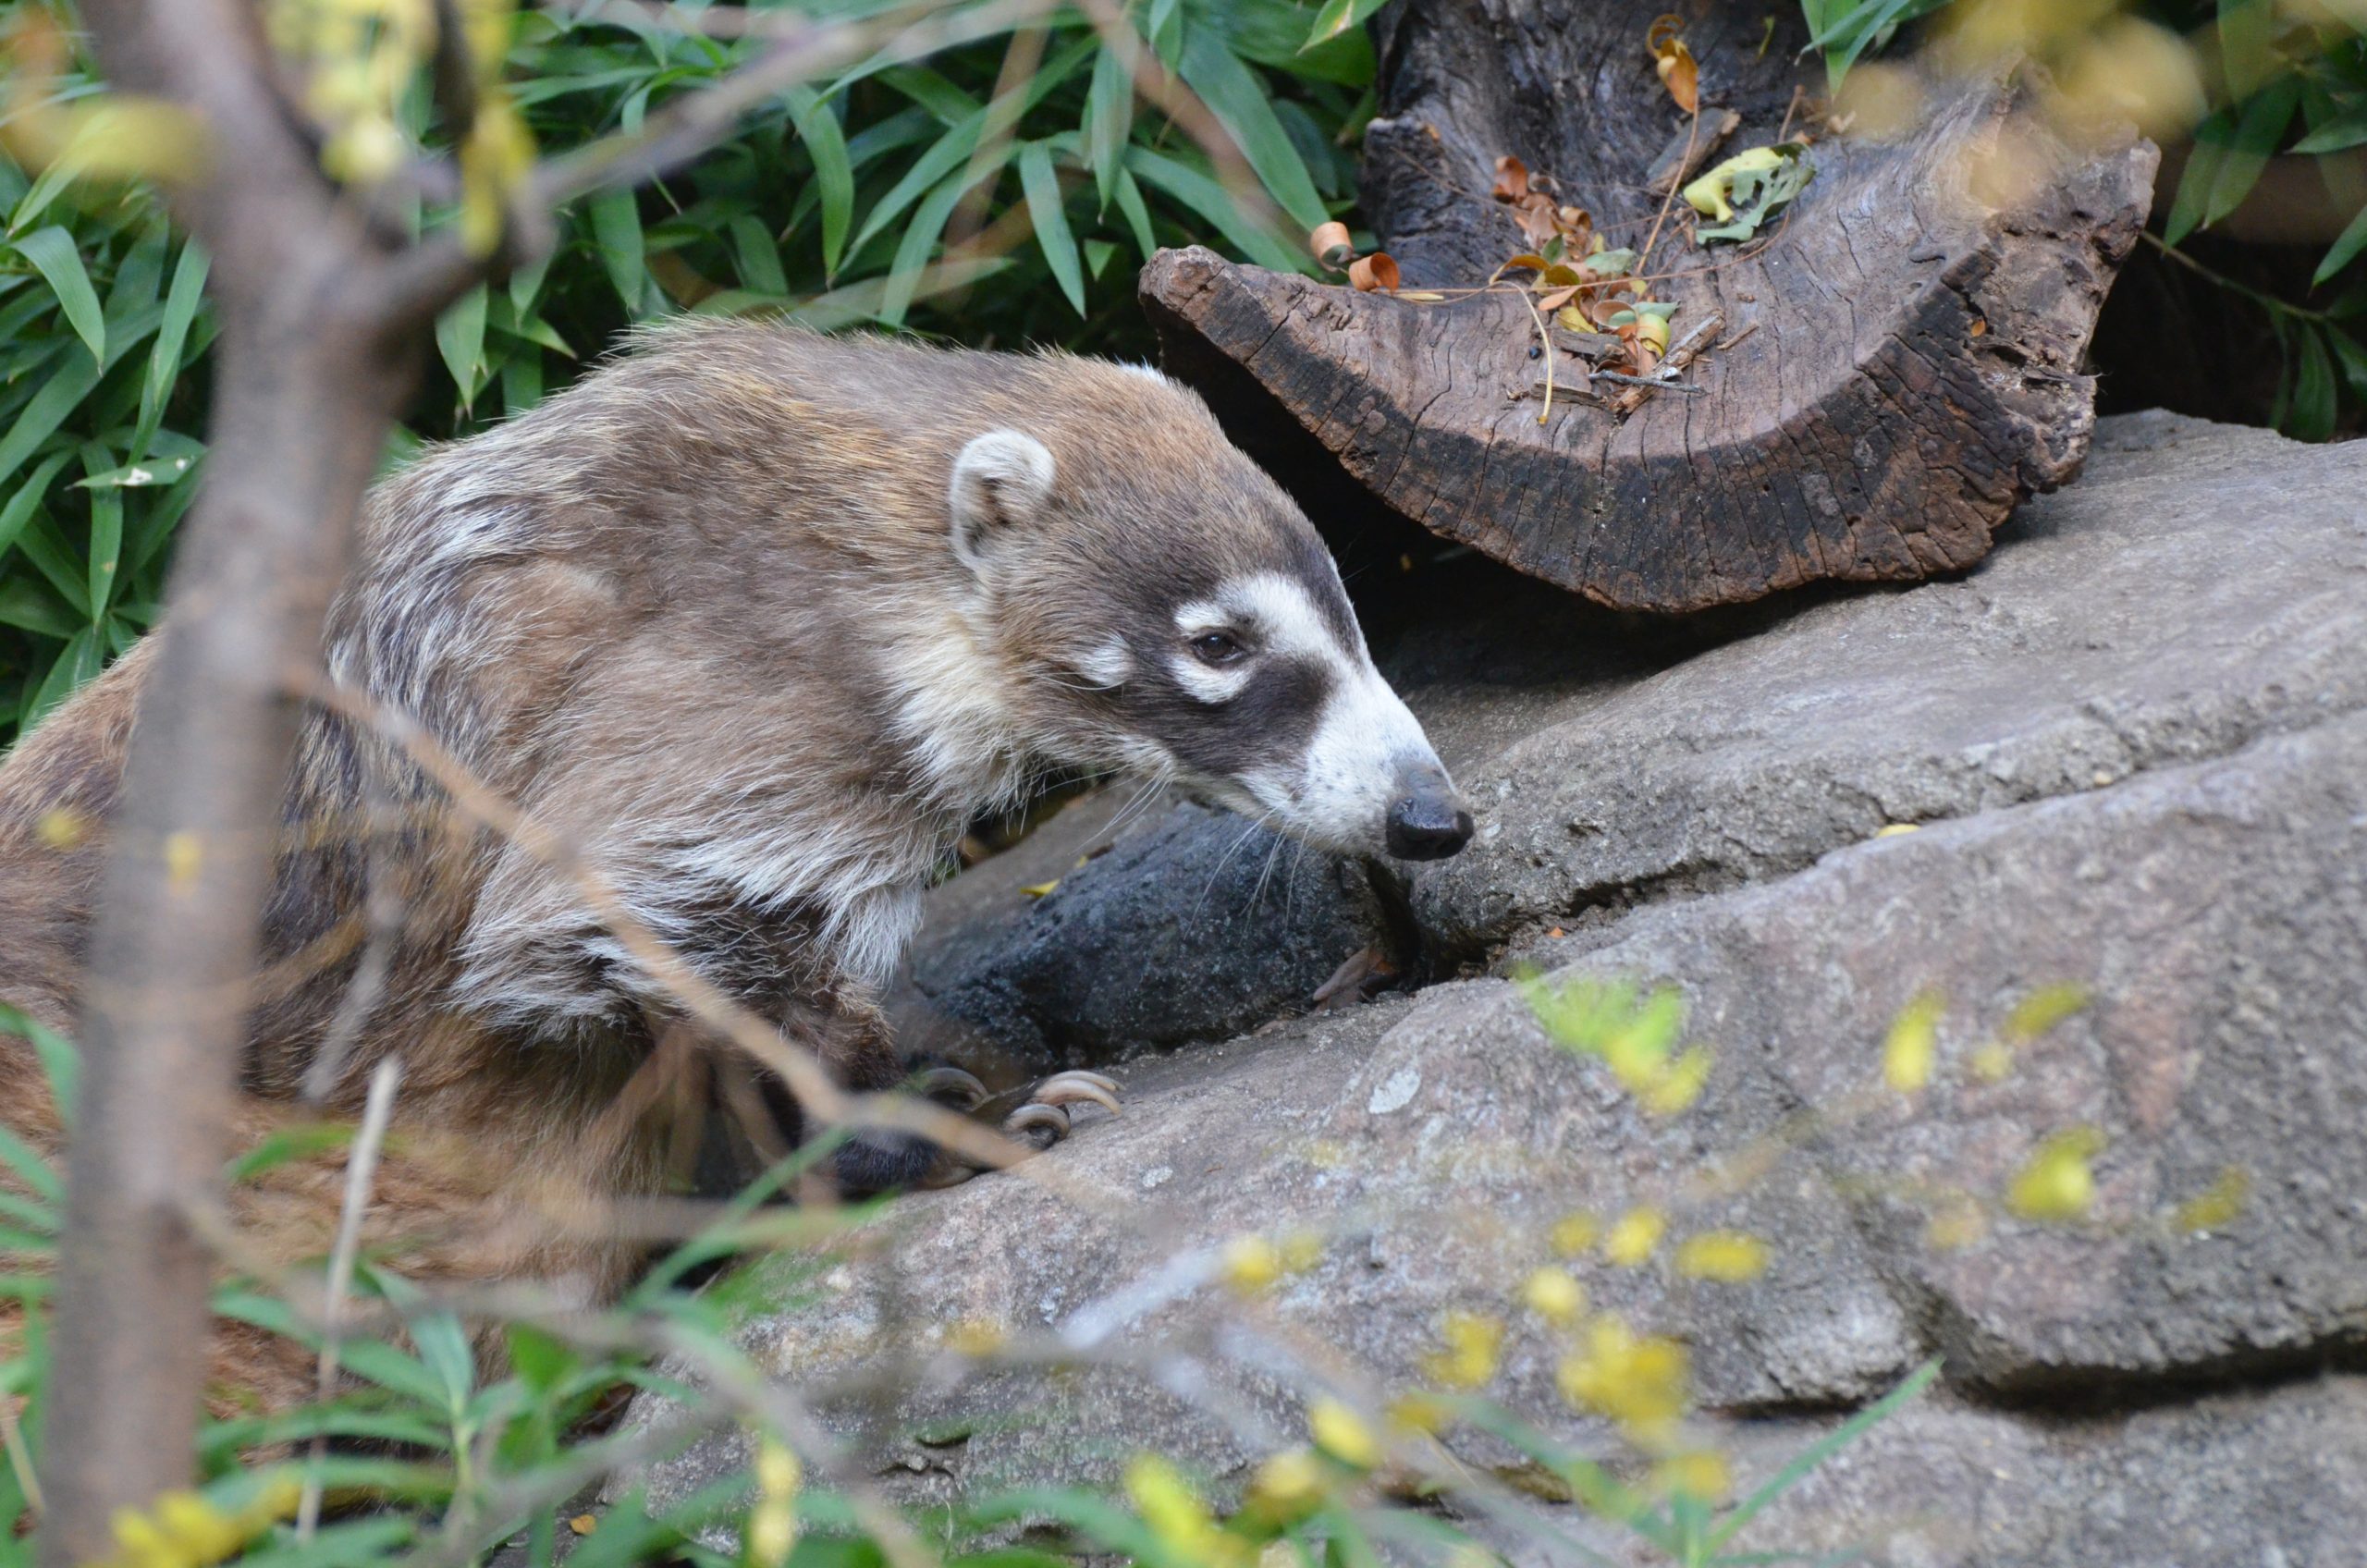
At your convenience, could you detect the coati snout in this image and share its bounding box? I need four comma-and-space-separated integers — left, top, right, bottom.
943, 418, 1473, 865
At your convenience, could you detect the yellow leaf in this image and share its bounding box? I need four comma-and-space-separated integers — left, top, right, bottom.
1682, 145, 1788, 223
1674, 1231, 1769, 1282
2174, 1167, 2249, 1233
1018, 879, 1061, 899
1220, 1234, 1282, 1294
1603, 1207, 1665, 1268
1548, 1210, 1600, 1258
2006, 1127, 2106, 1222
1307, 1398, 1380, 1468
569, 1513, 599, 1536
2001, 982, 2090, 1045
1883, 990, 1943, 1092
1519, 1267, 1587, 1325
1556, 1314, 1690, 1438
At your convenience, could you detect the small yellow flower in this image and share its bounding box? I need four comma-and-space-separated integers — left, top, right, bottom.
1125, 1454, 1245, 1568
1883, 991, 1943, 1092
1278, 1229, 1324, 1271
2006, 1128, 2106, 1222
98, 1476, 301, 1568
754, 1438, 802, 1500
1307, 1398, 1380, 1469
1519, 1267, 1587, 1325
1968, 1042, 2015, 1083
1603, 1207, 1666, 1268
1421, 1310, 1504, 1390
1248, 1447, 1326, 1510
745, 1436, 802, 1568
1548, 1210, 1600, 1258
1654, 1449, 1731, 1502
2174, 1167, 2250, 1233
1640, 1047, 1713, 1116
1220, 1234, 1284, 1294
2001, 983, 2090, 1045
1386, 1391, 1451, 1434
1674, 1231, 1769, 1282
1555, 1314, 1690, 1439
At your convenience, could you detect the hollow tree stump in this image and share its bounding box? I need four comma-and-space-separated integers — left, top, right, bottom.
1139, 1, 2156, 612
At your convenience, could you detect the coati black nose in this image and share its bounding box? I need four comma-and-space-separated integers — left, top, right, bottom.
1385, 785, 1476, 861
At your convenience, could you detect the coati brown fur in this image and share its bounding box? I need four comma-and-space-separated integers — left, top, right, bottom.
0, 322, 1471, 1409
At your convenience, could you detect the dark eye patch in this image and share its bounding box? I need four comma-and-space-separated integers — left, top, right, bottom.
1127, 649, 1333, 784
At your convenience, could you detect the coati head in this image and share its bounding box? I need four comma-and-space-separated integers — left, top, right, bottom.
942, 366, 1474, 864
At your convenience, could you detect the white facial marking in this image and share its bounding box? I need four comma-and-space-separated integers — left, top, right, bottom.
1171, 572, 1452, 855
1077, 636, 1133, 690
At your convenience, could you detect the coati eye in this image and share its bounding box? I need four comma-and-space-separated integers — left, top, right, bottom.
1189, 631, 1246, 666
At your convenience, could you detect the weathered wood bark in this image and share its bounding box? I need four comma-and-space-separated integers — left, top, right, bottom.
1141, 1, 2156, 612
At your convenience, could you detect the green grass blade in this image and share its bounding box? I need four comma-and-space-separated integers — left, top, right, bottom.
1177, 25, 1331, 232
135, 241, 208, 462
1083, 43, 1133, 212
787, 86, 855, 276
1124, 147, 1303, 273
0, 350, 101, 494
12, 227, 105, 366
1018, 141, 1085, 314
1706, 1357, 1943, 1553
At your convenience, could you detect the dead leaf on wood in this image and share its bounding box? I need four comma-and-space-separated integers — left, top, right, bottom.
1648, 15, 1699, 115
1310, 219, 1355, 271
1348, 252, 1401, 292
1684, 142, 1814, 243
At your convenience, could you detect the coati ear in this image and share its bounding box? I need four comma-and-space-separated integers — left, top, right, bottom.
948, 429, 1056, 574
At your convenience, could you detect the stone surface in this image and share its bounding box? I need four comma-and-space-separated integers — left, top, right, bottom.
631, 415, 2367, 1562
1412, 410, 2367, 959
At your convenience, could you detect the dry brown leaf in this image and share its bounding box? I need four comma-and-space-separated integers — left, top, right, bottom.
1649, 16, 1699, 115
1492, 154, 1531, 202
1309, 220, 1354, 271
1348, 252, 1401, 292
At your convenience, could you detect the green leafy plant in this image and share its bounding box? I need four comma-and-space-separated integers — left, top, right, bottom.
0, 0, 1372, 747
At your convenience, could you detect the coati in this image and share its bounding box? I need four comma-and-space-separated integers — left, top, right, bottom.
0, 321, 1473, 1404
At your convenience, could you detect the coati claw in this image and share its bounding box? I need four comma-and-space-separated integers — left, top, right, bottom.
1024, 1070, 1122, 1117
909, 1064, 989, 1110
1002, 1101, 1073, 1150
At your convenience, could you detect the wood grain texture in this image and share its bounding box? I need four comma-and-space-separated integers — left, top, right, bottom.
1140, 1, 2157, 611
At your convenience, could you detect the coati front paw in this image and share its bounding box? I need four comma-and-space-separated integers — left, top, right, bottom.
834, 1067, 1122, 1194
913, 1069, 1122, 1188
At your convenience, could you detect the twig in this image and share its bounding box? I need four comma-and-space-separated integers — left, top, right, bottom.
300, 777, 405, 1103
1517, 288, 1556, 423
1612, 310, 1722, 413
1637, 96, 1700, 278
297, 1055, 404, 1542
1591, 368, 1706, 395
1712, 319, 1760, 352
0, 1398, 41, 1519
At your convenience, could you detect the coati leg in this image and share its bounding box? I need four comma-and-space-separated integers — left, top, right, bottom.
716, 1000, 1122, 1196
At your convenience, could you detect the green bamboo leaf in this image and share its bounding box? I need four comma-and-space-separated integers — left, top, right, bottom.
2166, 80, 2301, 245
0, 340, 99, 496
2293, 104, 2367, 155
2316, 202, 2367, 286
1018, 141, 1086, 315
1083, 43, 1134, 212
435, 283, 490, 408
786, 87, 854, 276
136, 242, 209, 462
2330, 327, 2367, 401
728, 213, 789, 296
2287, 325, 2336, 442
1301, 0, 1389, 55
878, 155, 1004, 328
0, 579, 79, 639
0, 1001, 74, 1125
1177, 25, 1331, 233
588, 186, 647, 314
1124, 146, 1304, 273
11, 227, 104, 366
17, 515, 90, 620
1113, 165, 1159, 260
82, 444, 122, 615
0, 451, 74, 564
27, 626, 101, 729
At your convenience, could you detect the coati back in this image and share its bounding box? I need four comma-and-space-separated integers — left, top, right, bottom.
0, 322, 1472, 1404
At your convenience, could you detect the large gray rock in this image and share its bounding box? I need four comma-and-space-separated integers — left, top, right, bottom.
1413, 410, 2367, 957
624, 414, 2367, 1562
